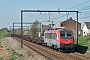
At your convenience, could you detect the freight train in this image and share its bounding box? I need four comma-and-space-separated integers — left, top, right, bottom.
11, 28, 74, 52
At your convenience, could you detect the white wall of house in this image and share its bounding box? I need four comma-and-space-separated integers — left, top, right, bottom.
83, 24, 88, 36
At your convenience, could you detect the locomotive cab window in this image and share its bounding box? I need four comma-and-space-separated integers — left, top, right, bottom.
60, 31, 65, 36
66, 31, 72, 37
60, 31, 73, 40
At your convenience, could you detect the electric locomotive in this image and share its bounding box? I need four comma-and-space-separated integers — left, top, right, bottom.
44, 28, 74, 52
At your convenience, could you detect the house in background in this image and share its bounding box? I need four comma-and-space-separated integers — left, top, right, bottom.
83, 22, 90, 36
58, 17, 81, 37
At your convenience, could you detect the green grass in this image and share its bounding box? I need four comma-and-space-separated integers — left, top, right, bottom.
75, 36, 90, 51
78, 36, 90, 46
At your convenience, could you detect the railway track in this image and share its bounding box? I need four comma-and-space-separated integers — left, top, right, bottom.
68, 52, 90, 60
14, 37, 90, 60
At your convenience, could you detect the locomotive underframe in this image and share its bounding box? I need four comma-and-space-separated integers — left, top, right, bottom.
60, 44, 74, 51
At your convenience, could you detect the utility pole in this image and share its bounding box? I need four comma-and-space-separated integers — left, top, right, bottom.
66, 12, 69, 20
52, 21, 54, 28
13, 23, 14, 38
48, 12, 51, 22
49, 21, 54, 28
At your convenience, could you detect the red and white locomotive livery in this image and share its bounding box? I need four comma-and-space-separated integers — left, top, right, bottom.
44, 28, 74, 52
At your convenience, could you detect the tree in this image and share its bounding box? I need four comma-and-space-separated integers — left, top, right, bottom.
30, 20, 40, 36
0, 28, 9, 38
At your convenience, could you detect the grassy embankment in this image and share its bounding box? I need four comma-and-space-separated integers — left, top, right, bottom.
75, 36, 90, 54
0, 28, 23, 60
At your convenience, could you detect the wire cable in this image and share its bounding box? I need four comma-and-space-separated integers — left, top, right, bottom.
65, 0, 90, 10
51, 0, 90, 20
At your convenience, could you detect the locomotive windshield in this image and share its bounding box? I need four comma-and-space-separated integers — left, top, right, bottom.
60, 31, 73, 40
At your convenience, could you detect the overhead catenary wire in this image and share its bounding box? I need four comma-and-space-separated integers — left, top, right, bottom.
65, 0, 90, 10
79, 16, 90, 19
51, 6, 90, 20
51, 0, 90, 21
34, 0, 90, 26
79, 5, 90, 11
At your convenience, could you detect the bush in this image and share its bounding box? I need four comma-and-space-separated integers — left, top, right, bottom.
0, 28, 9, 39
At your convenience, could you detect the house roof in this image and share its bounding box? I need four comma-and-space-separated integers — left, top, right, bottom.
61, 17, 81, 24
85, 22, 90, 29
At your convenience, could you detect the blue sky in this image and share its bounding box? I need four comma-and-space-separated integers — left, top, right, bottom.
0, 0, 90, 29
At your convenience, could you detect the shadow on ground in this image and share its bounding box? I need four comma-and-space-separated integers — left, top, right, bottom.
74, 44, 88, 54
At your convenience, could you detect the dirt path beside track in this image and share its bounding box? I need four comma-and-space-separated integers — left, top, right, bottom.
1, 37, 49, 60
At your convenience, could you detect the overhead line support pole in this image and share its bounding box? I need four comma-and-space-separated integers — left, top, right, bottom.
76, 11, 79, 45
21, 11, 23, 48
13, 23, 14, 38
